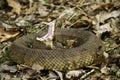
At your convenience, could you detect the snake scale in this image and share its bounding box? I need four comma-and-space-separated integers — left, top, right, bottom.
8, 28, 104, 71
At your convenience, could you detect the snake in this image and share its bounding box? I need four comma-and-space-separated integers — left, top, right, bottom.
8, 28, 105, 71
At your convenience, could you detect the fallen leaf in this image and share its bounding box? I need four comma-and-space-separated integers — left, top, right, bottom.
0, 64, 17, 73
111, 64, 119, 73
32, 64, 44, 72
16, 65, 29, 70
116, 69, 120, 78
22, 74, 30, 80
95, 11, 120, 23
25, 2, 38, 14
95, 23, 112, 34
58, 8, 75, 20
38, 5, 49, 17
0, 22, 20, 42
1, 22, 17, 31
7, 0, 22, 15
101, 66, 110, 75
48, 71, 62, 80
66, 70, 85, 79
66, 40, 75, 48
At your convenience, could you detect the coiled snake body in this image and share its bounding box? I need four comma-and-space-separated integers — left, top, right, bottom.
8, 28, 104, 71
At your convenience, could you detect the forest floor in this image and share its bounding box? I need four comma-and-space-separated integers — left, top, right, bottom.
0, 0, 120, 80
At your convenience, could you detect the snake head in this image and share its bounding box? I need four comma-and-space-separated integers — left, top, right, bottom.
36, 21, 56, 49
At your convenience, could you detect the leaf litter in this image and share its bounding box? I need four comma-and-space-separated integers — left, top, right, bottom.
0, 0, 120, 80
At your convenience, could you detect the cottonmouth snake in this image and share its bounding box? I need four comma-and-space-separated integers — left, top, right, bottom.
8, 28, 104, 71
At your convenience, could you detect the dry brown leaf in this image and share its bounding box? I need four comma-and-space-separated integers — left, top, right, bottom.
25, 2, 38, 14
58, 8, 75, 19
90, 3, 101, 10
48, 71, 63, 80
32, 64, 44, 71
0, 29, 19, 42
16, 65, 29, 71
66, 70, 85, 79
66, 40, 75, 48
38, 5, 49, 17
92, 10, 120, 36
95, 11, 120, 23
7, 0, 22, 15
101, 66, 110, 75
25, 2, 48, 16
96, 23, 112, 34
0, 64, 17, 73
0, 23, 20, 42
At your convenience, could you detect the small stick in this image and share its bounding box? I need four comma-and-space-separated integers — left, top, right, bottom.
80, 69, 95, 79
